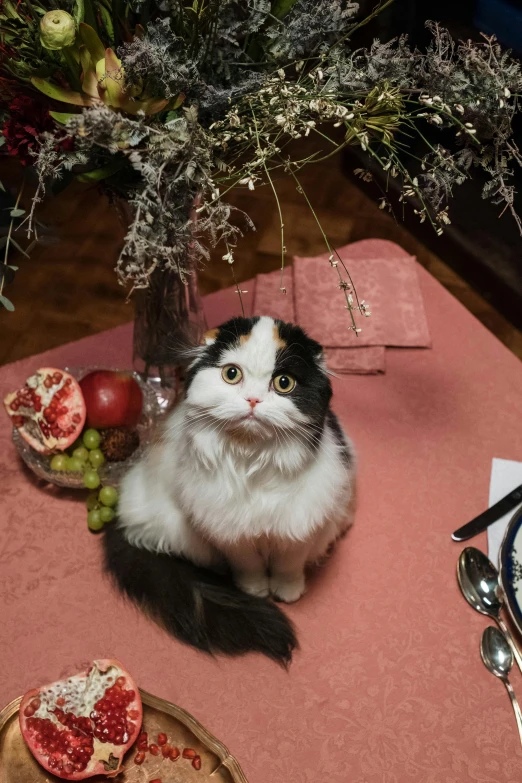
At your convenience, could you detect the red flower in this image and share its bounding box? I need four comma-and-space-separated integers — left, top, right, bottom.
2, 96, 56, 165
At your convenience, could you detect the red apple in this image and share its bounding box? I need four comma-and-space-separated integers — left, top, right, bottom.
79, 371, 143, 429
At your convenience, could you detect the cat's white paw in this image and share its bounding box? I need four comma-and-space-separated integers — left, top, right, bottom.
270, 573, 306, 603
236, 573, 270, 598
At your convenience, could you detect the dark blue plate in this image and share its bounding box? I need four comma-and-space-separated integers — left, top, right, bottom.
500, 506, 522, 634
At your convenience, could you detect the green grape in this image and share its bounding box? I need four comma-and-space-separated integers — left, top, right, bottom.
67, 456, 85, 472
99, 507, 115, 523
99, 485, 118, 507
83, 469, 100, 489
50, 454, 69, 471
83, 428, 101, 450
87, 509, 104, 531
89, 449, 105, 469
86, 492, 100, 511
72, 446, 89, 463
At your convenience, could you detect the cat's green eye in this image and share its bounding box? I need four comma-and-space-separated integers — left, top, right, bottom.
273, 374, 296, 394
222, 364, 243, 384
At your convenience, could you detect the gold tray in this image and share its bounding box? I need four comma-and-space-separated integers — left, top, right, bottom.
0, 689, 248, 783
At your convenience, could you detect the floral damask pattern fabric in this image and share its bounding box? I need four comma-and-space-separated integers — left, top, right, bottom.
250, 239, 430, 374
1, 253, 522, 782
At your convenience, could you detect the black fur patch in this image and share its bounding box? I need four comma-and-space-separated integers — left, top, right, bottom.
274, 319, 332, 437
103, 523, 297, 665
326, 409, 353, 467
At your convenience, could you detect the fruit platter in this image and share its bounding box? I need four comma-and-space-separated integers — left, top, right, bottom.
0, 660, 248, 783
6, 366, 161, 491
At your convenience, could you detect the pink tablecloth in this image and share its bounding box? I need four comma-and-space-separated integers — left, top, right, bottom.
1, 263, 522, 782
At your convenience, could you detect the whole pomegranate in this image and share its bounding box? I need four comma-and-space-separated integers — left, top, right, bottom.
19, 659, 142, 780
4, 367, 86, 453
79, 371, 143, 429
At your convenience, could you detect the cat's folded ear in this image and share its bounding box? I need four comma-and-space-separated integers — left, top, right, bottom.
201, 328, 219, 346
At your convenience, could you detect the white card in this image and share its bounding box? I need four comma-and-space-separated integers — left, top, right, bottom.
487, 458, 522, 568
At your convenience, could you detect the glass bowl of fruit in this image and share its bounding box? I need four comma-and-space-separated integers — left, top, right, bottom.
8, 366, 161, 489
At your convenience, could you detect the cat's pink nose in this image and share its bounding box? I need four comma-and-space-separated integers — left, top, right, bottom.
246, 397, 261, 409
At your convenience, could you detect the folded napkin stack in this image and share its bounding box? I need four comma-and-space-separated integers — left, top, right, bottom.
203, 239, 431, 375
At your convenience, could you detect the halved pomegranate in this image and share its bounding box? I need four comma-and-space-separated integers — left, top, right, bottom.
19, 659, 142, 780
4, 367, 86, 453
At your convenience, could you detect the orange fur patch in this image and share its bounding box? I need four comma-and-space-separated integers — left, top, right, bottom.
273, 325, 286, 350
202, 328, 219, 345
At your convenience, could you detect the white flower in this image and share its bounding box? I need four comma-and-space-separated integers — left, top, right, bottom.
504, 87, 511, 98
275, 114, 286, 126
239, 176, 256, 190
455, 104, 464, 114
222, 252, 234, 264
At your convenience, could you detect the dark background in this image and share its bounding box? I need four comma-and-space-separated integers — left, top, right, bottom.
348, 0, 522, 330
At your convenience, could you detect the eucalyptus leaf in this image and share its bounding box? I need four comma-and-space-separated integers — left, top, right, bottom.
76, 159, 125, 182
50, 111, 76, 125
270, 0, 298, 19
10, 208, 25, 218
0, 263, 16, 285
0, 295, 15, 312
9, 239, 30, 258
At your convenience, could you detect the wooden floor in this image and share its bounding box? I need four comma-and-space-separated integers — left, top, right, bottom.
1, 144, 521, 366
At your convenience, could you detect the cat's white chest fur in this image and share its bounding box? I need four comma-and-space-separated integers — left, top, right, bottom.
176, 410, 350, 543
119, 403, 354, 601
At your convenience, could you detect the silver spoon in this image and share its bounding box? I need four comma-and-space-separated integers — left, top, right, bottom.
481, 626, 522, 746
457, 547, 522, 675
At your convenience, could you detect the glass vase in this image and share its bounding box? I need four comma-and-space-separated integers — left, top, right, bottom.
132, 266, 207, 412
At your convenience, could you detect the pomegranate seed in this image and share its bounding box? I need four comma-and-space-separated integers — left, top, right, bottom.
192, 756, 202, 770
161, 743, 171, 758
149, 743, 160, 755
183, 748, 197, 759
9, 400, 19, 411
115, 676, 126, 687
170, 746, 180, 760
23, 704, 36, 717
56, 697, 65, 707
157, 732, 167, 746
44, 376, 53, 388
134, 750, 146, 765
128, 709, 140, 720
65, 378, 72, 385
149, 779, 162, 783
12, 415, 25, 427
52, 372, 63, 384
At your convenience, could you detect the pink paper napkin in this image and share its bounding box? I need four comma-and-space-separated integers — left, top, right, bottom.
293, 240, 431, 349
253, 240, 430, 374
251, 266, 386, 374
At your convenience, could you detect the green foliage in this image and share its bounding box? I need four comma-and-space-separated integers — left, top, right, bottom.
1, 0, 522, 311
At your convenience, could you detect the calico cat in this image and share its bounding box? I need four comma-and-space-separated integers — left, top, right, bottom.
103, 316, 356, 664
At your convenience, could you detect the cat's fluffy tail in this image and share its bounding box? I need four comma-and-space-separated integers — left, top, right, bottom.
103, 524, 297, 665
